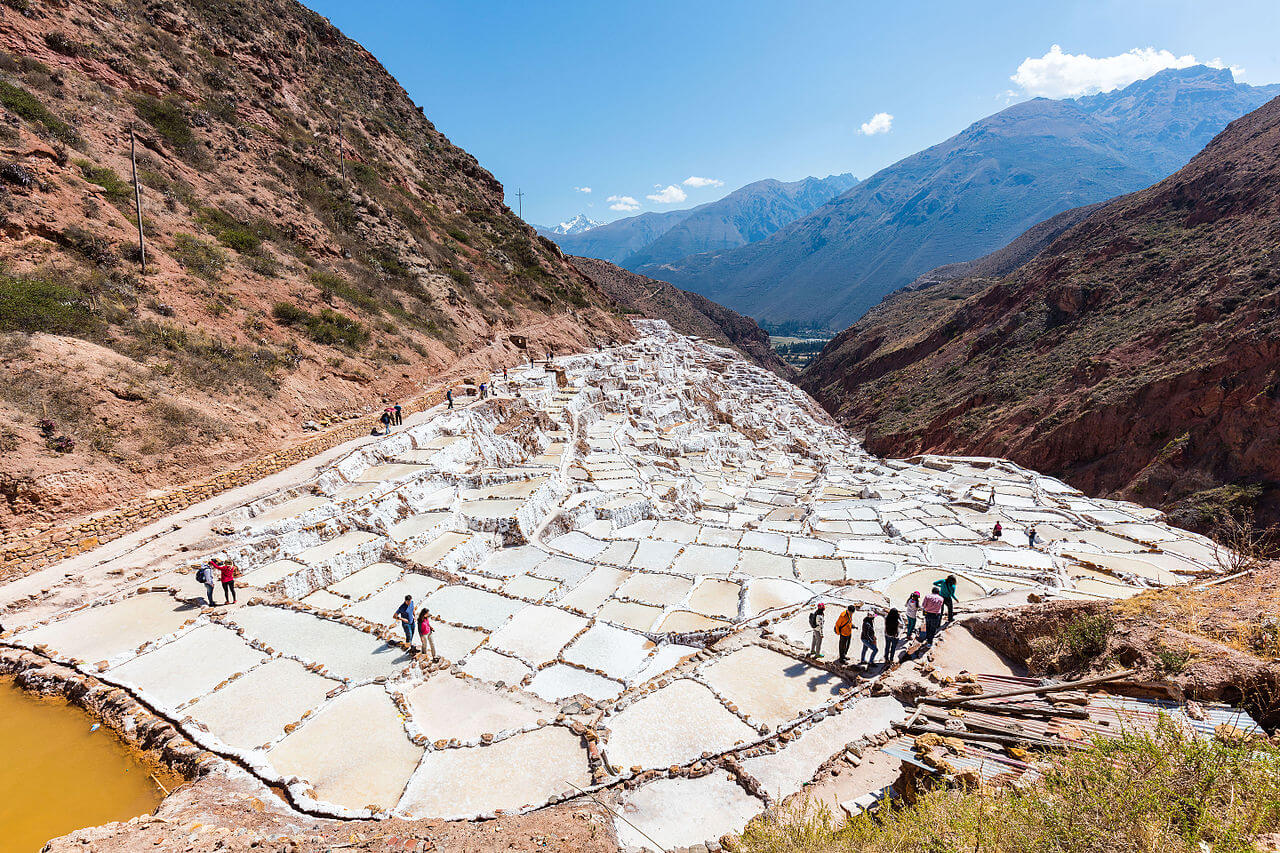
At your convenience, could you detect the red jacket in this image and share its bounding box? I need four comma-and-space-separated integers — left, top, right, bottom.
218, 563, 235, 583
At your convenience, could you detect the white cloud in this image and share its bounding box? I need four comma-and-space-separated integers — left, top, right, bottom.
647, 184, 687, 204
858, 112, 893, 135
574, 186, 592, 193
1010, 45, 1237, 98
607, 194, 640, 212
683, 176, 724, 188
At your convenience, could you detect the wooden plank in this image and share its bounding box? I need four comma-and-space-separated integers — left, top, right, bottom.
934, 669, 1135, 706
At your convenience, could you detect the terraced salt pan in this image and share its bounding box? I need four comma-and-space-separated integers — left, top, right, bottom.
614, 771, 763, 851
399, 726, 591, 819
597, 600, 664, 632
673, 544, 741, 575
405, 674, 549, 741
487, 605, 587, 663
460, 649, 531, 685
185, 657, 339, 751
563, 623, 653, 680
242, 559, 306, 589
877, 569, 987, 604
354, 463, 429, 483
477, 546, 547, 578
703, 645, 847, 727
268, 684, 422, 811
531, 556, 593, 585
423, 585, 525, 631
686, 578, 741, 618
558, 566, 631, 613
1062, 551, 1184, 585
105, 623, 267, 709
405, 532, 470, 567
228, 605, 405, 681
617, 572, 692, 607
740, 696, 905, 800
607, 679, 758, 770
326, 562, 403, 599
17, 593, 194, 663
503, 574, 560, 600
301, 589, 350, 611
528, 664, 623, 702
629, 540, 681, 571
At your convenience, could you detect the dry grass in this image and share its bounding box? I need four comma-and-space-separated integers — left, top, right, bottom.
739, 723, 1280, 853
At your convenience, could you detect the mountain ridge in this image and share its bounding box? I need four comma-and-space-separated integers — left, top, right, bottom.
652, 67, 1280, 329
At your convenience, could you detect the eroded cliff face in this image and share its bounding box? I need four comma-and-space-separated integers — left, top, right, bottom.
801, 96, 1280, 530
0, 0, 628, 531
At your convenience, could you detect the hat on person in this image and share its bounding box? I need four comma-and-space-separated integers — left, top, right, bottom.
816, 603, 825, 609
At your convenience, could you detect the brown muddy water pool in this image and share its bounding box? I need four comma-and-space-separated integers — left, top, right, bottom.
0, 678, 178, 851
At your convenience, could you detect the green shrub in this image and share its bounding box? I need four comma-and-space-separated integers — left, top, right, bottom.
133, 95, 194, 151
444, 267, 471, 288
1057, 613, 1114, 660
169, 233, 226, 279
271, 302, 368, 349
0, 80, 79, 145
75, 160, 132, 205
0, 272, 100, 334
740, 722, 1280, 853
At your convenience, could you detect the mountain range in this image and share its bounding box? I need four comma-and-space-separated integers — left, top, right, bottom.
800, 92, 1280, 529
538, 213, 602, 236
545, 173, 858, 271
649, 66, 1280, 329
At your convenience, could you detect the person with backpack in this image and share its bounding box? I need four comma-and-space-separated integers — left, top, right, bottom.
394, 595, 415, 645
834, 605, 855, 663
417, 607, 436, 659
992, 521, 1003, 540
393, 403, 402, 426
479, 382, 487, 400
196, 563, 215, 606
859, 612, 878, 666
933, 574, 958, 621
217, 559, 237, 605
808, 603, 826, 658
380, 409, 392, 435
904, 591, 921, 642
1027, 525, 1038, 547
884, 608, 901, 664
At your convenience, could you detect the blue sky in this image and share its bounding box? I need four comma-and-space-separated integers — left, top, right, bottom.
305, 0, 1280, 227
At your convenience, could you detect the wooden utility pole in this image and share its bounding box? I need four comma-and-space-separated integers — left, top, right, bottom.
337, 123, 346, 184
515, 188, 524, 219
129, 125, 146, 274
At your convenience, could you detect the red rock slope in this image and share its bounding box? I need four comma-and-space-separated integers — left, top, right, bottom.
801, 95, 1280, 530
0, 0, 627, 532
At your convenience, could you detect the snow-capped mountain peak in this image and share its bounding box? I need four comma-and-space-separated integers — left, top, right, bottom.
551, 214, 602, 235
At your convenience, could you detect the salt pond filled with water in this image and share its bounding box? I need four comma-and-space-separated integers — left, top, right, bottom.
0, 679, 175, 851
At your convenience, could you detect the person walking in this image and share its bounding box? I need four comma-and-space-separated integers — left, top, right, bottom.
380, 409, 392, 435
393, 403, 402, 426
394, 595, 415, 645
479, 382, 487, 400
217, 559, 237, 605
417, 608, 436, 659
922, 586, 945, 645
446, 388, 453, 409
992, 521, 1003, 540
834, 605, 855, 663
808, 603, 826, 658
1027, 525, 1038, 547
904, 591, 920, 642
859, 612, 879, 666
196, 563, 216, 606
934, 574, 958, 621
884, 608, 901, 663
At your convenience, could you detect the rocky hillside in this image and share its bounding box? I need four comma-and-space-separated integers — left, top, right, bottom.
655, 67, 1280, 328
800, 94, 1280, 530
0, 0, 627, 532
548, 174, 857, 270
569, 256, 792, 378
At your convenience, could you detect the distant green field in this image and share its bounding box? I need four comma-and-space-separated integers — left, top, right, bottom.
770, 335, 831, 369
